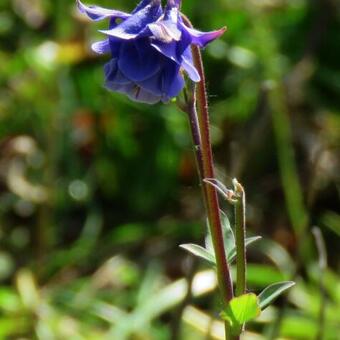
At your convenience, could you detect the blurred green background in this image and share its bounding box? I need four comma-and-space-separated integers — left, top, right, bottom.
0, 0, 339, 339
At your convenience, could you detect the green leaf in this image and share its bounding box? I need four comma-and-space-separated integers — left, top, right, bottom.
258, 281, 295, 310
179, 244, 216, 265
245, 236, 262, 246
221, 293, 261, 335
205, 211, 236, 256
204, 214, 261, 266
227, 236, 262, 263
204, 223, 214, 253
221, 210, 235, 252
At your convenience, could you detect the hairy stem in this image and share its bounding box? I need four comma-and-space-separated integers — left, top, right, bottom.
189, 44, 234, 303
181, 14, 235, 340
184, 85, 205, 183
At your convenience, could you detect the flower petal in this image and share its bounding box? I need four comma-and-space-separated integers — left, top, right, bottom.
161, 62, 184, 98
100, 1, 162, 40
132, 0, 160, 14
166, 72, 184, 98
104, 70, 161, 104
118, 40, 161, 82
164, 3, 179, 22
104, 59, 130, 85
137, 73, 163, 96
167, 0, 181, 8
182, 25, 226, 48
91, 39, 110, 54
148, 20, 181, 43
150, 41, 178, 63
107, 81, 161, 104
176, 23, 192, 56
147, 4, 181, 43
105, 81, 133, 95
150, 23, 190, 63
130, 87, 161, 104
77, 0, 130, 21
107, 37, 122, 58
181, 48, 200, 82
151, 43, 200, 82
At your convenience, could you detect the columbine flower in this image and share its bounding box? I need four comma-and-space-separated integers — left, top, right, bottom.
77, 0, 225, 104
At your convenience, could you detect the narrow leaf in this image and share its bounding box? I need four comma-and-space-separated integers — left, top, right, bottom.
205, 210, 235, 255
204, 218, 214, 253
227, 236, 262, 263
180, 244, 216, 265
221, 210, 235, 253
258, 281, 295, 310
245, 236, 262, 245
221, 293, 260, 335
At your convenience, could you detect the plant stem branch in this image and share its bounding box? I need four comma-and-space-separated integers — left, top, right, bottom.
234, 180, 246, 296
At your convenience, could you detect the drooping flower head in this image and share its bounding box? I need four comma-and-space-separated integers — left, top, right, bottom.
77, 0, 225, 104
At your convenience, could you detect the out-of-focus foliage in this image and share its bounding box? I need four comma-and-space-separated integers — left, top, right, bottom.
0, 0, 339, 339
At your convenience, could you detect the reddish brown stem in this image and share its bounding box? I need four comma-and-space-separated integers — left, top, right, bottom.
181, 14, 235, 340
190, 44, 234, 303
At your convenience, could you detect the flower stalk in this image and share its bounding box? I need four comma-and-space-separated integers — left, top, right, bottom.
189, 43, 234, 304
189, 44, 235, 340
183, 85, 204, 181
181, 15, 235, 339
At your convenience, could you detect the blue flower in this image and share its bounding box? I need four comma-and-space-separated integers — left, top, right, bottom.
77, 0, 225, 104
